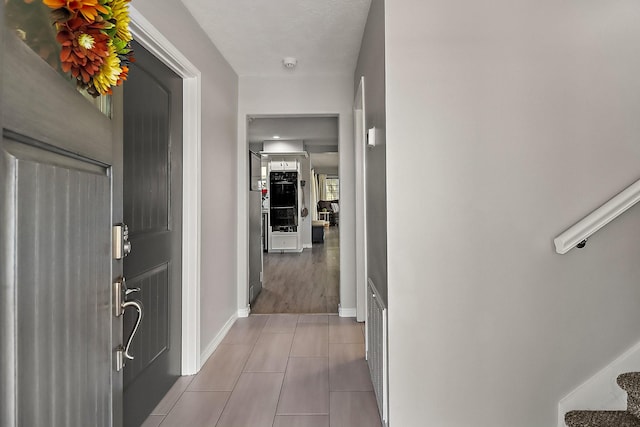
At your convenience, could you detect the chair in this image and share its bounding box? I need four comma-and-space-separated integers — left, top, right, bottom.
317, 200, 339, 226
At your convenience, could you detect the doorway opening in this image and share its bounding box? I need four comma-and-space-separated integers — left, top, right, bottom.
247, 116, 340, 314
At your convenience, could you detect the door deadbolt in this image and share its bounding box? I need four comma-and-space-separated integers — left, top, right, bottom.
113, 223, 132, 259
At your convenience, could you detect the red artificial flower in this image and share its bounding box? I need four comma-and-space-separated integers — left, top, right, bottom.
56, 17, 110, 83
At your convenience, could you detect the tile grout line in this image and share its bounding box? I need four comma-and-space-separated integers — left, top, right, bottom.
272, 320, 332, 419
154, 375, 195, 424
213, 316, 268, 427
270, 316, 297, 427
157, 315, 372, 426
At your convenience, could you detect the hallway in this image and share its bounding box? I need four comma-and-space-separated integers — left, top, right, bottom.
142, 314, 381, 427
252, 227, 340, 314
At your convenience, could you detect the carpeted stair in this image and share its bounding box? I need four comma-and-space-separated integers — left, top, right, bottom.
565, 372, 640, 427
618, 373, 640, 420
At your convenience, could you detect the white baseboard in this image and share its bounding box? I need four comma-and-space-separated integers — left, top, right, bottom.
338, 305, 357, 318
557, 340, 640, 427
199, 312, 238, 370
303, 243, 312, 249
237, 306, 251, 318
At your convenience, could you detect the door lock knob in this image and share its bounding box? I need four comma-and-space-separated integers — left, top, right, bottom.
123, 239, 132, 257
113, 223, 132, 259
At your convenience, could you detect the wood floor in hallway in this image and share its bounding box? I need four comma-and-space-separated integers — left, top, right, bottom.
252, 227, 340, 314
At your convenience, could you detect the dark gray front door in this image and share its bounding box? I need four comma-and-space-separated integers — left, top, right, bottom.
122, 40, 183, 427
1, 5, 122, 426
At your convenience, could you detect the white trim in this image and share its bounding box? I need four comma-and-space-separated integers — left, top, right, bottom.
554, 177, 640, 254
556, 340, 640, 427
237, 117, 248, 313
382, 300, 389, 425
199, 312, 238, 368
338, 305, 357, 318
239, 111, 353, 314
238, 307, 251, 318
129, 7, 203, 376
303, 243, 313, 249
354, 77, 367, 322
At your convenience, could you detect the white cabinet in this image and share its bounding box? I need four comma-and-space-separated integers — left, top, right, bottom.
270, 232, 299, 251
284, 160, 297, 171
270, 160, 282, 171
270, 159, 298, 172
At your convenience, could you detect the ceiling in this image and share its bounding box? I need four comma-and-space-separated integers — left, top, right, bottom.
180, 0, 372, 76
178, 1, 362, 172
309, 152, 339, 173
248, 117, 338, 147
249, 117, 339, 171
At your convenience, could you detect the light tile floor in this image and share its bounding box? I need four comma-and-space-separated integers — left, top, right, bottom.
142, 314, 381, 427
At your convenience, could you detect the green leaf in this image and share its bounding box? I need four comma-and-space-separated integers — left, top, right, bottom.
113, 37, 126, 50
104, 27, 117, 37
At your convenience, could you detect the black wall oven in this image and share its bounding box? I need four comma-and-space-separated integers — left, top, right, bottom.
270, 171, 298, 231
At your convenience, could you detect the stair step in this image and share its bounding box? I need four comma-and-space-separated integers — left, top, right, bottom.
628, 394, 640, 420
618, 373, 640, 419
618, 373, 640, 394
565, 410, 640, 427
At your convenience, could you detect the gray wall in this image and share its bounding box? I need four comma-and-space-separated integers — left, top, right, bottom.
354, 0, 387, 303
133, 0, 239, 356
385, 1, 640, 426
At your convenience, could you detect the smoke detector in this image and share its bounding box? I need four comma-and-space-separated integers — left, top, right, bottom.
282, 57, 298, 69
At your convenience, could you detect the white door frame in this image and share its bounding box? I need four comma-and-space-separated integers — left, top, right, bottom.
354, 77, 367, 322
129, 7, 203, 375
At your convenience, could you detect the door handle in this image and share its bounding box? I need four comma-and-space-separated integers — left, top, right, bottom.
121, 299, 143, 360
113, 277, 140, 316
125, 286, 140, 296
113, 277, 144, 370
